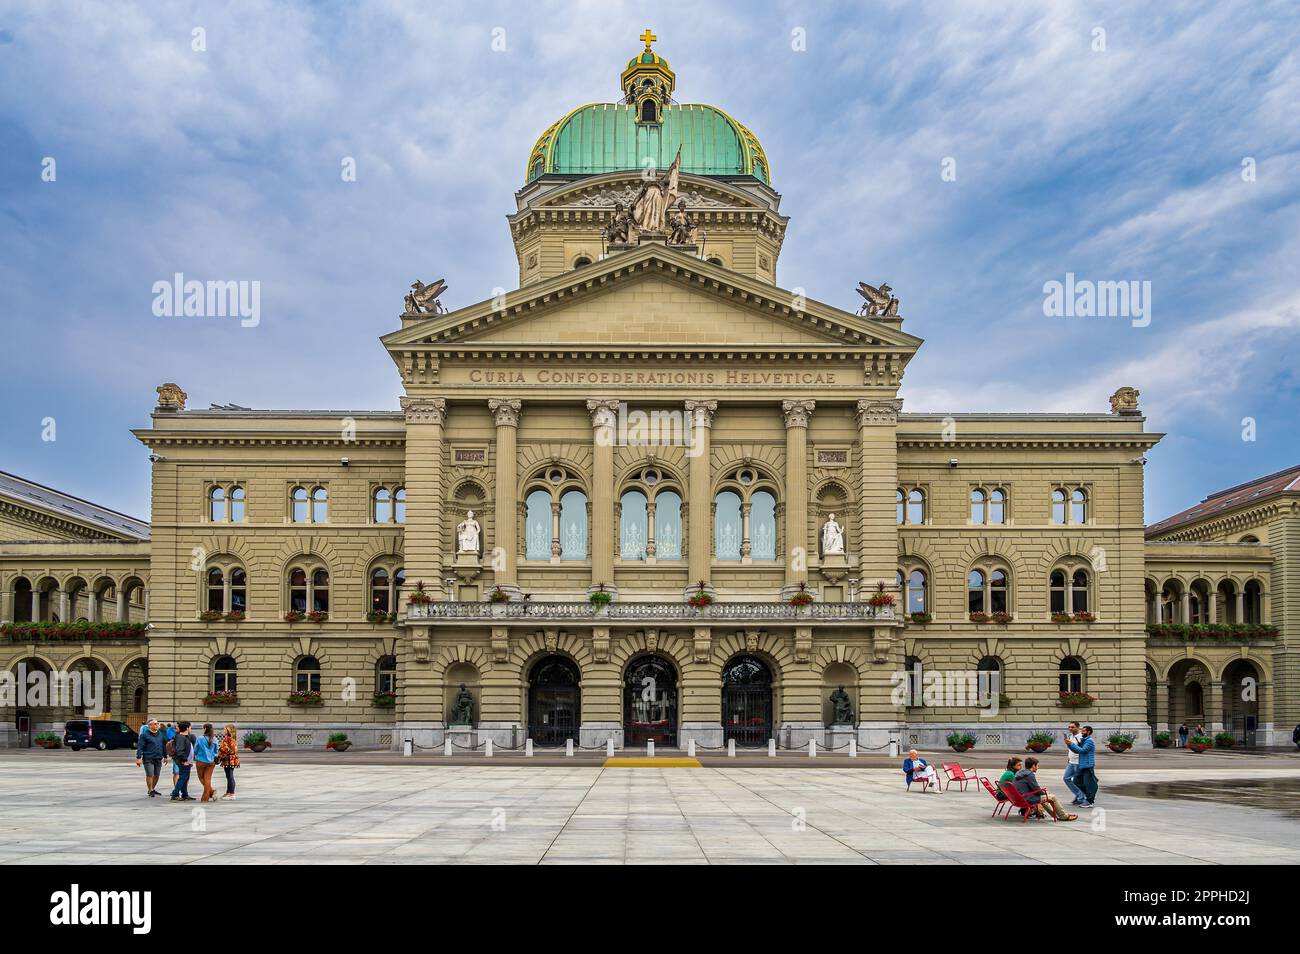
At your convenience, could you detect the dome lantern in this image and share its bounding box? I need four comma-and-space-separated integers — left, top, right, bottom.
620, 28, 675, 124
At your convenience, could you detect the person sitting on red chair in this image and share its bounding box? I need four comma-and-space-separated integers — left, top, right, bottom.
903, 749, 941, 791
1014, 756, 1077, 821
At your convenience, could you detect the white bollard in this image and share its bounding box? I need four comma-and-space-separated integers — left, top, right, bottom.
525, 739, 533, 757
848, 738, 857, 758
444, 737, 452, 757
606, 737, 615, 758
687, 739, 696, 757
484, 738, 494, 757
727, 739, 736, 757
565, 738, 574, 757
808, 738, 817, 758
647, 740, 655, 758
768, 738, 776, 757
402, 739, 413, 757
889, 738, 899, 758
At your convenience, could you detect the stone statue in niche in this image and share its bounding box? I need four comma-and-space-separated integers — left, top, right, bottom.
830, 685, 855, 725
456, 510, 481, 553
821, 513, 845, 555
449, 684, 474, 725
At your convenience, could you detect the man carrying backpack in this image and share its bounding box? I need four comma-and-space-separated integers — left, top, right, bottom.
169, 721, 196, 801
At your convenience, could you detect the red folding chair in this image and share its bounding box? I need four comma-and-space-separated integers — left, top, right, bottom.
904, 765, 931, 792
941, 763, 979, 792
980, 776, 1012, 819
998, 781, 1058, 823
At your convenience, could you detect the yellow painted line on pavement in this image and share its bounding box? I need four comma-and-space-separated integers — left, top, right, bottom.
603, 757, 701, 768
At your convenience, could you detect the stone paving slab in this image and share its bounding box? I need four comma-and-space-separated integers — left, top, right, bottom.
2, 752, 1298, 864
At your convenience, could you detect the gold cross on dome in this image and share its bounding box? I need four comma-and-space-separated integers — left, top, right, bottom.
640, 29, 657, 50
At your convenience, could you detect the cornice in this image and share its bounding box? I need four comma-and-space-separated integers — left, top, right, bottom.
0, 499, 121, 542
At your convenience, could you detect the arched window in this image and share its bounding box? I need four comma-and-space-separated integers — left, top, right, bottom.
373, 487, 392, 523
640, 99, 657, 123
655, 490, 682, 560
968, 569, 986, 614
230, 567, 247, 613
370, 568, 391, 613
525, 489, 553, 560
990, 568, 1008, 613
560, 489, 587, 561
290, 486, 309, 523
229, 486, 246, 522
907, 488, 925, 525
1051, 489, 1067, 525
903, 655, 923, 707
311, 486, 328, 523
898, 567, 927, 615
212, 656, 237, 693
715, 490, 742, 560
1071, 569, 1090, 613
289, 566, 329, 614
393, 488, 406, 523
989, 488, 1006, 524
976, 656, 1002, 701
206, 568, 225, 613
971, 487, 1007, 524
209, 486, 225, 522
750, 490, 776, 560
1071, 488, 1087, 524
572, 256, 592, 268
620, 490, 648, 560
1050, 570, 1067, 614
376, 655, 397, 695
1059, 657, 1084, 694
895, 489, 905, 525
295, 656, 321, 693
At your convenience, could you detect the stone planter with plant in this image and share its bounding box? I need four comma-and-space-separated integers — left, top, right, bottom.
1026, 731, 1054, 753
35, 732, 62, 749
1214, 731, 1235, 749
1106, 733, 1134, 753
1153, 731, 1173, 748
1187, 734, 1214, 753
947, 732, 976, 753
326, 732, 351, 752
242, 731, 270, 753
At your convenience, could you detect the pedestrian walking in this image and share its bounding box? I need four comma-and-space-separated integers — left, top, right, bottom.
1178, 723, 1188, 748
1066, 724, 1098, 807
193, 723, 219, 802
1062, 720, 1086, 805
217, 723, 240, 800
169, 721, 196, 801
134, 717, 168, 797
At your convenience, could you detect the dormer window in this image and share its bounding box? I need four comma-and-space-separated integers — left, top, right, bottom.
640, 99, 658, 123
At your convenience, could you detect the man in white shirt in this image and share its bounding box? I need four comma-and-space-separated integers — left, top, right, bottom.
1063, 720, 1086, 806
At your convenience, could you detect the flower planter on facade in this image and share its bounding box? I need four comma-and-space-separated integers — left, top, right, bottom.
246, 742, 270, 753
1026, 742, 1051, 753
327, 741, 352, 752
202, 692, 239, 706
1107, 743, 1132, 753
1188, 742, 1212, 753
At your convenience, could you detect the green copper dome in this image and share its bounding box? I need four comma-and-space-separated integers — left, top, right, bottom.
525, 34, 771, 185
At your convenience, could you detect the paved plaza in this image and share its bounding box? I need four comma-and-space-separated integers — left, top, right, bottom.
2, 751, 1299, 864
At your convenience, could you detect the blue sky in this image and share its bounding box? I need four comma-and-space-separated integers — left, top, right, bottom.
2, 0, 1297, 523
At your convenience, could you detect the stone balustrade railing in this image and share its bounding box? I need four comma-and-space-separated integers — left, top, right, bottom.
406, 601, 895, 623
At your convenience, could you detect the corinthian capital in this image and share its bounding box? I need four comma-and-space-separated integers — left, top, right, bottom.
586, 398, 620, 429
488, 398, 522, 427
400, 396, 447, 425
684, 399, 718, 429
856, 398, 903, 427
781, 399, 816, 429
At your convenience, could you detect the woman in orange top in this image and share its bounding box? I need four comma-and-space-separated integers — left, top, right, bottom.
217, 722, 241, 800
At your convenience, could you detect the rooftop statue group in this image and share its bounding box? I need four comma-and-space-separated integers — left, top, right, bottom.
603, 149, 697, 247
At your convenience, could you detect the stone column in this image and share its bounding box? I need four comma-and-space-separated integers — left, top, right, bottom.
488, 399, 522, 597
684, 400, 716, 596
1181, 591, 1191, 625
1234, 590, 1244, 623
399, 396, 447, 599
1206, 679, 1225, 733
1154, 681, 1170, 733
856, 399, 903, 594
587, 400, 618, 594
781, 400, 815, 596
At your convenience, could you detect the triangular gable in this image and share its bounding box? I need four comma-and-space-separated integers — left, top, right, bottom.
382, 244, 923, 353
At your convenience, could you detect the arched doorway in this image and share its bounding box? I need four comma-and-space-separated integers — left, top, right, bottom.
722, 655, 772, 747
528, 656, 581, 747
1222, 659, 1262, 747
624, 655, 678, 746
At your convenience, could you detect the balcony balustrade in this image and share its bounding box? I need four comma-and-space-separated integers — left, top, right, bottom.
406, 601, 895, 624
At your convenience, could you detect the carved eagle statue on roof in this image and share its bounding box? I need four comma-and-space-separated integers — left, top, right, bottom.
404, 279, 448, 316
856, 281, 899, 317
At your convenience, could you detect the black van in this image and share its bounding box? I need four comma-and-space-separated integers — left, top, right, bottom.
64, 720, 138, 751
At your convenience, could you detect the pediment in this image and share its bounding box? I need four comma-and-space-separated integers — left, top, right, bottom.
382, 244, 923, 354
527, 171, 773, 214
